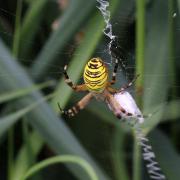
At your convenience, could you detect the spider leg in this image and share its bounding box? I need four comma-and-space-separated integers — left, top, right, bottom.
58, 93, 93, 117
110, 59, 119, 85
107, 86, 118, 94
118, 74, 140, 93
63, 65, 87, 92
107, 74, 140, 94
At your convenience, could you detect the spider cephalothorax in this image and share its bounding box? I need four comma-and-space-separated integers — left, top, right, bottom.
58, 57, 142, 122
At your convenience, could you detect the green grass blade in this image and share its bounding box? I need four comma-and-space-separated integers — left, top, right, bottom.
0, 81, 52, 104
168, 0, 179, 146
112, 125, 129, 180
8, 126, 14, 180
31, 0, 96, 80
12, 0, 23, 57
142, 0, 169, 132
13, 131, 44, 180
135, 0, 145, 105
9, 1, 23, 178
0, 94, 53, 138
134, 0, 145, 179
142, 100, 180, 133
149, 129, 180, 180
20, 155, 98, 180
163, 100, 180, 120
19, 0, 48, 57
178, 0, 180, 13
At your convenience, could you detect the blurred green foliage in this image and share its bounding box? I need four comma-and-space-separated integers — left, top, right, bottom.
0, 0, 180, 180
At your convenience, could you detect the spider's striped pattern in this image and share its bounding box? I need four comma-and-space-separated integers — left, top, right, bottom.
83, 58, 108, 92
58, 57, 141, 121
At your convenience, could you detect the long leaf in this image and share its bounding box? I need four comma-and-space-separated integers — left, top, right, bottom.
0, 94, 53, 138
0, 81, 52, 104
19, 0, 48, 57
13, 131, 44, 180
143, 0, 169, 128
149, 129, 180, 180
20, 155, 98, 180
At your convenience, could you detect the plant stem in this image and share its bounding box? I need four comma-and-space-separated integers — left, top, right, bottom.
133, 139, 141, 180
20, 155, 98, 180
168, 0, 178, 146
8, 128, 14, 180
135, 0, 145, 105
8, 1, 23, 179
134, 0, 145, 180
12, 0, 22, 57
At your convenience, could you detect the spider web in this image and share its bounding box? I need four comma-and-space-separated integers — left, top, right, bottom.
0, 0, 180, 179
0, 1, 179, 132
0, 1, 179, 97
0, 0, 180, 136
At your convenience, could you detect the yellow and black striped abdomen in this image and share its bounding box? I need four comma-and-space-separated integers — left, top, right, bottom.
83, 57, 108, 92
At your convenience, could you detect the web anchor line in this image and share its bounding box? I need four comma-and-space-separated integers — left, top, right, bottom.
134, 125, 166, 180
96, 0, 115, 58
96, 0, 128, 76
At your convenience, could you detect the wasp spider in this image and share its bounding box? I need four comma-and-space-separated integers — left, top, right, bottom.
58, 57, 142, 122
